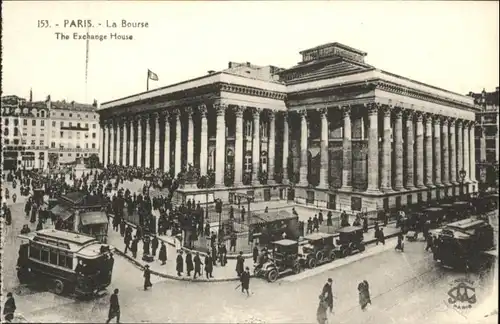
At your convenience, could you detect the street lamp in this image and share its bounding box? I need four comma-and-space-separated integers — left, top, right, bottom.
459, 169, 467, 199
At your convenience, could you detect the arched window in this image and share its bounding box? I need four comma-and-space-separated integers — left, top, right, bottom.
41, 110, 45, 118
260, 121, 268, 138
4, 128, 9, 136
244, 151, 252, 173
244, 120, 252, 137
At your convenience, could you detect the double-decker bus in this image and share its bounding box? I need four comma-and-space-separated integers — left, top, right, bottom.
17, 229, 114, 298
433, 218, 494, 270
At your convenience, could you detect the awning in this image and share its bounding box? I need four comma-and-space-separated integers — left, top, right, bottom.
80, 211, 108, 226
50, 205, 73, 221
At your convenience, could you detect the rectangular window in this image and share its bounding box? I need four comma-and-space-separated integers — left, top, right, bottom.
92, 133, 96, 138
41, 120, 45, 127
40, 140, 44, 146
51, 142, 55, 148
85, 123, 88, 128
50, 249, 58, 265
4, 118, 9, 125
69, 122, 72, 127
93, 124, 97, 129
77, 123, 81, 128
31, 140, 36, 145
92, 143, 96, 149
52, 121, 56, 127
22, 139, 27, 145
69, 113, 72, 117
76, 153, 80, 157
29, 245, 41, 259
60, 122, 64, 127
32, 120, 36, 126
68, 153, 72, 157
60, 131, 64, 138
23, 119, 27, 126
86, 143, 89, 149
41, 248, 49, 262
61, 113, 64, 117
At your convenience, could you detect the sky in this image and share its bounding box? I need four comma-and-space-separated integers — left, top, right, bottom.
2, 1, 499, 105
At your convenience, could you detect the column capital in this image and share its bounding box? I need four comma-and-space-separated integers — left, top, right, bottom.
341, 105, 351, 118
171, 108, 181, 119
366, 102, 379, 115
403, 109, 414, 119
232, 105, 244, 118
198, 103, 207, 117
456, 119, 464, 126
213, 102, 227, 116
142, 114, 151, 123
441, 117, 449, 126
266, 109, 275, 120
432, 115, 442, 125
297, 109, 308, 118
281, 111, 289, 120
414, 111, 424, 122
423, 113, 434, 123
250, 107, 261, 118
448, 118, 456, 126
317, 107, 328, 117
184, 107, 194, 117
161, 111, 170, 122
380, 105, 392, 117
393, 107, 404, 118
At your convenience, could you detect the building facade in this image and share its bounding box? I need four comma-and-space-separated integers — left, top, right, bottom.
1, 95, 100, 170
98, 42, 479, 212
469, 87, 499, 185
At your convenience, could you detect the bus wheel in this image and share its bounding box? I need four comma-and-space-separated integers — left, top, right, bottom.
51, 279, 65, 295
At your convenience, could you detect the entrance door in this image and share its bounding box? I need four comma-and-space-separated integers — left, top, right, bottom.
287, 188, 295, 201
383, 198, 389, 211
328, 194, 336, 210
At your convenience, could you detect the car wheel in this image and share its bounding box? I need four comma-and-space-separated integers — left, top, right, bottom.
293, 263, 301, 274
329, 250, 337, 261
52, 279, 65, 295
315, 251, 324, 262
359, 244, 366, 252
343, 247, 351, 257
308, 257, 317, 268
267, 269, 279, 282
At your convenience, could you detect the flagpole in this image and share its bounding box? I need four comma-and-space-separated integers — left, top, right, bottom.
147, 70, 149, 91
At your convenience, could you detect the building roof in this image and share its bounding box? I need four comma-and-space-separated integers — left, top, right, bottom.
50, 100, 96, 112
80, 211, 108, 226
36, 228, 96, 246
468, 87, 499, 106
59, 192, 108, 208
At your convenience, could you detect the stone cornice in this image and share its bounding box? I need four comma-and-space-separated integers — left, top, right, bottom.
220, 83, 286, 101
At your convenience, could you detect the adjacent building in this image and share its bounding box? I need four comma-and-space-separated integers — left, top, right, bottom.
469, 87, 499, 185
1, 95, 100, 170
98, 42, 479, 212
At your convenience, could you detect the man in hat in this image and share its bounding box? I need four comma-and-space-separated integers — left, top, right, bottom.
3, 292, 16, 322
321, 278, 334, 313
236, 251, 245, 277
159, 241, 167, 265
176, 250, 184, 276
106, 288, 120, 323
193, 252, 203, 279
143, 265, 152, 290
240, 266, 251, 296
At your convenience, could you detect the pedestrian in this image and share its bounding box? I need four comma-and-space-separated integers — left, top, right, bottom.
240, 266, 251, 296
241, 206, 245, 222
186, 251, 194, 276
176, 250, 184, 276
377, 228, 385, 245
212, 244, 218, 266
159, 242, 167, 265
5, 208, 12, 226
205, 253, 213, 279
316, 293, 329, 324
318, 211, 323, 225
307, 217, 313, 234
194, 252, 203, 279
143, 265, 152, 290
363, 216, 368, 233
124, 231, 132, 254
321, 278, 334, 313
131, 237, 138, 259
313, 215, 319, 232
425, 234, 433, 252
395, 233, 404, 252
219, 243, 227, 266
229, 233, 237, 252
253, 244, 259, 264
12, 193, 17, 204
3, 292, 16, 323
236, 251, 244, 277
151, 236, 159, 257
36, 218, 43, 231
143, 236, 151, 256
327, 211, 333, 227
106, 288, 120, 323
358, 280, 371, 311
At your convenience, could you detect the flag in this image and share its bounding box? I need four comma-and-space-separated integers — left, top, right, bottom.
148, 69, 159, 81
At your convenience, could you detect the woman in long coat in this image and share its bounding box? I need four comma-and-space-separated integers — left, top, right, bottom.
159, 242, 167, 265
176, 251, 184, 276
185, 251, 194, 276
358, 280, 371, 311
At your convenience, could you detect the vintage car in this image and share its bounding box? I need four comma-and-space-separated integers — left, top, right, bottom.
336, 226, 365, 257
423, 207, 444, 227
299, 232, 337, 268
254, 239, 303, 282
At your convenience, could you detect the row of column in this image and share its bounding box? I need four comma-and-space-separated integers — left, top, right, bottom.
101, 104, 287, 188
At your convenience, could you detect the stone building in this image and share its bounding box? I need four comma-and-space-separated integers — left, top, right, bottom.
469, 87, 499, 186
1, 94, 100, 170
98, 42, 479, 212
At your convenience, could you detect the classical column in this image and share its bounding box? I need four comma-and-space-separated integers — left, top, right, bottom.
154, 114, 160, 169
415, 112, 425, 188
99, 123, 105, 165
251, 108, 261, 186
282, 112, 289, 183
122, 118, 128, 166
441, 118, 450, 185
449, 119, 457, 184
116, 120, 121, 165
233, 106, 244, 185
198, 105, 208, 176
341, 106, 352, 190
463, 121, 471, 182
144, 115, 151, 168
404, 110, 415, 189
186, 107, 194, 167
299, 110, 309, 186
128, 119, 134, 167
215, 103, 226, 187
424, 114, 434, 187
380, 106, 392, 191
433, 116, 442, 186
318, 108, 329, 188
470, 122, 476, 182
174, 110, 182, 176
457, 119, 464, 178
268, 110, 276, 183
136, 117, 143, 167
393, 108, 404, 190
109, 121, 115, 164
480, 126, 486, 164
366, 104, 379, 192
163, 112, 170, 172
